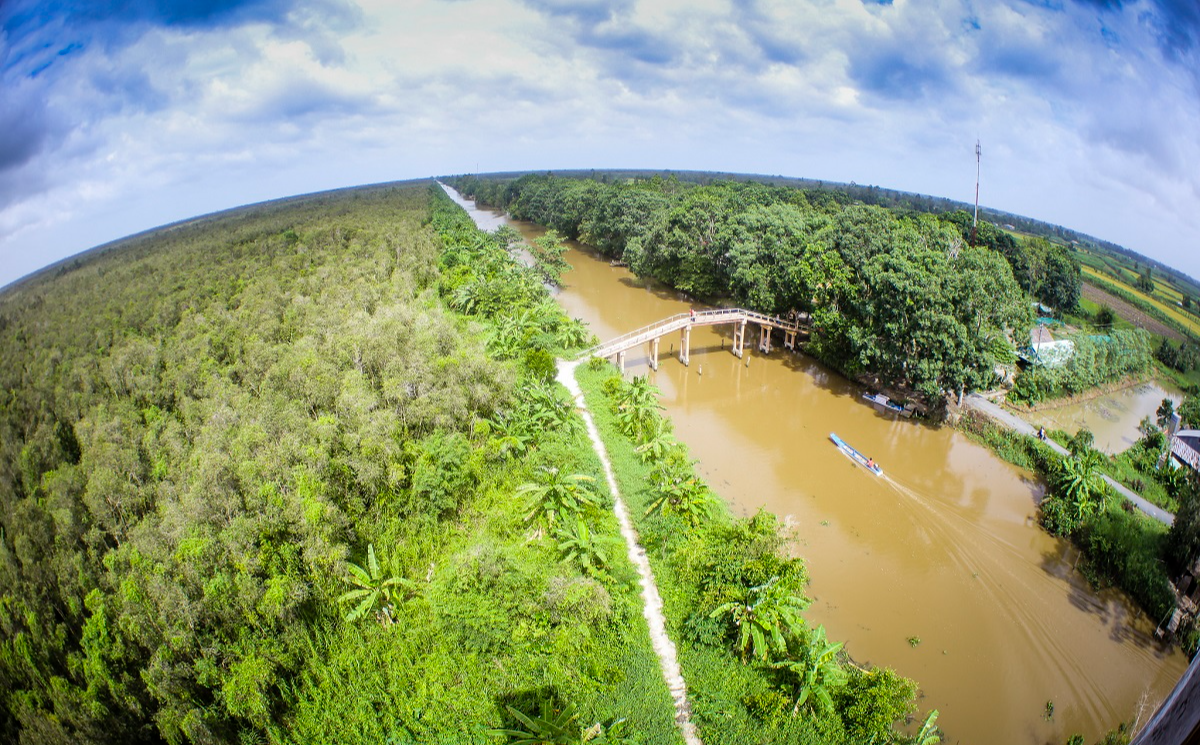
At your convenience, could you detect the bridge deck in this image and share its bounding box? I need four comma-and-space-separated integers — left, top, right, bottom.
589, 308, 808, 359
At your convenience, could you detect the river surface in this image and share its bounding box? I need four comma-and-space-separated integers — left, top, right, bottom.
1029, 383, 1182, 455
443, 185, 1188, 745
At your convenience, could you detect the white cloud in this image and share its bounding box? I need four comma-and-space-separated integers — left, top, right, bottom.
1, 0, 1199, 288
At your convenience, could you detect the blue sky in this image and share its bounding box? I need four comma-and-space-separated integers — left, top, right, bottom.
2, 0, 1199, 288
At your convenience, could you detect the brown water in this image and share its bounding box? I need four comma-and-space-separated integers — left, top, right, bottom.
1030, 383, 1182, 455
443, 185, 1188, 745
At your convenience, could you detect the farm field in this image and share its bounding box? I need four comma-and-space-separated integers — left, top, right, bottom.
1081, 266, 1200, 338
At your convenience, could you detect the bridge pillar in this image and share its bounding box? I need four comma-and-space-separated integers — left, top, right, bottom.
732, 320, 745, 358
616, 350, 625, 373
650, 337, 659, 371
680, 326, 690, 367
784, 329, 796, 350
758, 324, 772, 354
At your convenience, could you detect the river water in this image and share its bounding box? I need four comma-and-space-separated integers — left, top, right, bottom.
443, 185, 1188, 745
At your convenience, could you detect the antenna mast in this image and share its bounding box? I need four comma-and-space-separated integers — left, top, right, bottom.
971, 140, 981, 244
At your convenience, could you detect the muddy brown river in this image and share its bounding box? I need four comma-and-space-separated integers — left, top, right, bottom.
444, 185, 1188, 745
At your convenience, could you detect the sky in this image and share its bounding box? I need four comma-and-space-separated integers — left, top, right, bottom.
2, 0, 1199, 289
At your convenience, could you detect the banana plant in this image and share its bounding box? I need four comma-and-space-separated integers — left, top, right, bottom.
517, 468, 599, 532
912, 710, 941, 745
769, 624, 847, 715
337, 544, 418, 623
710, 576, 808, 663
555, 519, 610, 578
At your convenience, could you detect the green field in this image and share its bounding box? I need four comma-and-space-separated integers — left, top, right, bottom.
1081, 265, 1200, 338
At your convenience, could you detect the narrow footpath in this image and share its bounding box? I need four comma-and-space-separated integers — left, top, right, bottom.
963, 394, 1175, 526
556, 359, 702, 745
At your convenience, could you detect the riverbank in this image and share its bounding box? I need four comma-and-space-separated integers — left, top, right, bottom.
571, 361, 934, 745
956, 402, 1181, 646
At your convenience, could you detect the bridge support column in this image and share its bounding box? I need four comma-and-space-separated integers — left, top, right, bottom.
758, 324, 772, 354
732, 320, 745, 358
616, 351, 625, 372
679, 326, 690, 367
784, 329, 796, 350
650, 337, 660, 371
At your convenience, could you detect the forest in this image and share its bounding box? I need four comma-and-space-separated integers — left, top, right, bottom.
0, 181, 941, 744
449, 173, 1083, 402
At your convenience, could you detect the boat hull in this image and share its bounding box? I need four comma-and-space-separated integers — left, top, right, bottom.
830, 433, 883, 475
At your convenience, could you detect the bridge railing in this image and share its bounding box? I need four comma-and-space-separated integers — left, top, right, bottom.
586, 308, 808, 358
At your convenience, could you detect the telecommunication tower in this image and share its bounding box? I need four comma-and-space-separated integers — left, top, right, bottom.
971, 140, 981, 244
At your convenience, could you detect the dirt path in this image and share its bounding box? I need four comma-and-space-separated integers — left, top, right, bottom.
1083, 282, 1185, 342
556, 359, 702, 745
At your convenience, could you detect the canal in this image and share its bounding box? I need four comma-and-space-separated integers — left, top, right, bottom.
443, 184, 1188, 745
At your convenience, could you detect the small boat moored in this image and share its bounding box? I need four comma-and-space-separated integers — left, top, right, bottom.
830, 433, 883, 475
862, 391, 915, 418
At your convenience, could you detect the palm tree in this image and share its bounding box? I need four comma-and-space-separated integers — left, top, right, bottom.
336, 544, 418, 623
709, 576, 808, 663
769, 624, 847, 715
517, 468, 599, 532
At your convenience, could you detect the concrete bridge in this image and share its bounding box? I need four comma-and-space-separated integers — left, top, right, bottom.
589, 308, 809, 371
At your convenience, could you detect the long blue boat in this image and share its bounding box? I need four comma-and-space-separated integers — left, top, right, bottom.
830, 433, 883, 476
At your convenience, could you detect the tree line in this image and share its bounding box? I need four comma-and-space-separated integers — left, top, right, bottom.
450, 173, 1082, 401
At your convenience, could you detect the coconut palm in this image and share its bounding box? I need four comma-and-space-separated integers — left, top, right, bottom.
336, 544, 418, 623
709, 576, 808, 663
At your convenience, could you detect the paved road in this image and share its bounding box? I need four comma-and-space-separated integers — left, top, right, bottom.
964, 394, 1175, 526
